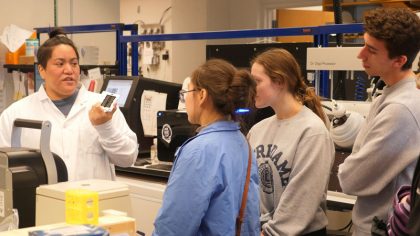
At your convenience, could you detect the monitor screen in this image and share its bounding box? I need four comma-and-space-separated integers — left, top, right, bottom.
103, 79, 132, 107
101, 76, 139, 110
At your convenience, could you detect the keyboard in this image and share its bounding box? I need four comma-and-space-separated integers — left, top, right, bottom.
146, 163, 173, 172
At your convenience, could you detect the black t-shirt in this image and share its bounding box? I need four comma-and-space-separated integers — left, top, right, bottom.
409, 157, 420, 236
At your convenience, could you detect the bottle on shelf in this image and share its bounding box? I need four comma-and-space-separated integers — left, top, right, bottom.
150, 138, 158, 165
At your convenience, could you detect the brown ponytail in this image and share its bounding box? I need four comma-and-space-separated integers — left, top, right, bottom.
252, 48, 328, 126
227, 70, 256, 120
302, 87, 327, 126
191, 59, 256, 127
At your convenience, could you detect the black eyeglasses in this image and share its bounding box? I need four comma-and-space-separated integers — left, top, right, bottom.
179, 89, 198, 103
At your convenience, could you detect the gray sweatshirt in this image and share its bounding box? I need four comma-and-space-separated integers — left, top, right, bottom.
338, 78, 420, 236
248, 106, 335, 236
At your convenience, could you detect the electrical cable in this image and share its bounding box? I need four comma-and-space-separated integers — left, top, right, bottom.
332, 0, 343, 46
354, 75, 366, 101
333, 71, 347, 100
329, 220, 353, 232
159, 7, 172, 25
133, 20, 146, 27
322, 104, 333, 111
332, 0, 347, 100
136, 230, 145, 236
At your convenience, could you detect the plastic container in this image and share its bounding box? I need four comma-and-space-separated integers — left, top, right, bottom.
150, 138, 158, 165
36, 179, 130, 226
25, 38, 39, 57
65, 189, 99, 225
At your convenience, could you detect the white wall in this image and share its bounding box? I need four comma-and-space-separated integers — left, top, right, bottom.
57, 0, 120, 65
206, 0, 261, 45
171, 0, 207, 83
0, 0, 54, 64
229, 0, 261, 30
120, 0, 172, 81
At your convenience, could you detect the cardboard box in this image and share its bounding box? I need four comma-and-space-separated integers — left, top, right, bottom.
99, 215, 136, 236
5, 32, 37, 64
18, 55, 35, 65
0, 215, 136, 236
6, 45, 26, 64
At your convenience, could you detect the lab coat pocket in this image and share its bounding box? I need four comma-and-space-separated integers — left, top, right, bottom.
77, 126, 105, 179
79, 126, 102, 154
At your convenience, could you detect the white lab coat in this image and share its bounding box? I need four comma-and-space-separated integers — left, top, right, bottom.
0, 85, 138, 181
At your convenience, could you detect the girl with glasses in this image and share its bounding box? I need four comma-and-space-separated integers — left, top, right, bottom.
153, 59, 260, 235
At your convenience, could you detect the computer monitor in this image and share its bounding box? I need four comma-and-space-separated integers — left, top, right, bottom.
102, 76, 182, 156
135, 78, 182, 155
101, 76, 140, 155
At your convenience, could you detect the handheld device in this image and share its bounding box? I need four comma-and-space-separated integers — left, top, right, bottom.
100, 91, 119, 112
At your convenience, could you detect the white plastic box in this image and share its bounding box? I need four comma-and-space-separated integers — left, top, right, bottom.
35, 179, 131, 226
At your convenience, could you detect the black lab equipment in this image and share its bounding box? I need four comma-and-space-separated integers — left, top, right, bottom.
0, 119, 67, 228
156, 110, 197, 163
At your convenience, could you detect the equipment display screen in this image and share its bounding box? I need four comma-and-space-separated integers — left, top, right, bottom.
104, 79, 133, 107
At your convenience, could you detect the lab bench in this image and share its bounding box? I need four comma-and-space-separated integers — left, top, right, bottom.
116, 162, 355, 235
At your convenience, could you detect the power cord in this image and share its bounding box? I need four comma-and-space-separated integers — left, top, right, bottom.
328, 219, 353, 233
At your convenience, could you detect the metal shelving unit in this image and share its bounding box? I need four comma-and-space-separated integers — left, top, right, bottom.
3, 23, 139, 76
3, 64, 119, 75
35, 23, 138, 76
3, 64, 33, 73
119, 23, 364, 98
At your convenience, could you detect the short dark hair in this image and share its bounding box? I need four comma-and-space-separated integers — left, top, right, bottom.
36, 28, 80, 69
363, 8, 420, 70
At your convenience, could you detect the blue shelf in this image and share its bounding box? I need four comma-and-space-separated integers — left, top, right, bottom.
34, 23, 126, 34
120, 24, 363, 43
34, 23, 138, 76
119, 23, 364, 98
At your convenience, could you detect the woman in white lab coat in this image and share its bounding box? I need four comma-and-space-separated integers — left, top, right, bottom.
0, 29, 138, 181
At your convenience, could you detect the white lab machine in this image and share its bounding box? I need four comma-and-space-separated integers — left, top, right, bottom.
323, 100, 367, 149
116, 176, 166, 236
307, 46, 370, 148
35, 179, 131, 226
